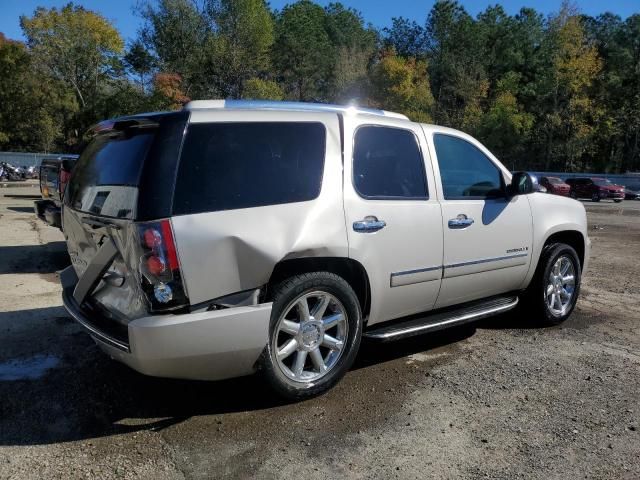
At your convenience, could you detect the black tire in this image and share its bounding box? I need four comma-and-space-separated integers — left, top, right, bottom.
614, 199, 623, 203
260, 272, 362, 400
523, 243, 581, 326
569, 190, 577, 199
591, 192, 600, 202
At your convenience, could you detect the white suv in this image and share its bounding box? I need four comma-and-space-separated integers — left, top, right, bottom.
61, 100, 590, 399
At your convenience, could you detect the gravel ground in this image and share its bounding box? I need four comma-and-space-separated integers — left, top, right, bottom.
0, 183, 638, 479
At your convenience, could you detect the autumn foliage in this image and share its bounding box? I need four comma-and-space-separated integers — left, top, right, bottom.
0, 0, 639, 173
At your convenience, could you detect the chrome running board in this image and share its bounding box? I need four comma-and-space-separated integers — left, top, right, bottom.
363, 295, 519, 342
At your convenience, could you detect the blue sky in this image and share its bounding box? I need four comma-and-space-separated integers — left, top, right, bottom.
1, 0, 637, 43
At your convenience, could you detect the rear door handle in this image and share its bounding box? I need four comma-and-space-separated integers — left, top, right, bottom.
448, 214, 474, 229
353, 216, 386, 233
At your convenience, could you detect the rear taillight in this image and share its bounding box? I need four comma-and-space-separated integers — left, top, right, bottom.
137, 219, 188, 312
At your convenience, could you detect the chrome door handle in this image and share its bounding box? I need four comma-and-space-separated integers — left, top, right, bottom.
448, 214, 474, 229
353, 216, 386, 233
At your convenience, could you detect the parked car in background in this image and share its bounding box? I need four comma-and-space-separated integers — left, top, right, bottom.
539, 176, 570, 196
566, 177, 625, 202
34, 156, 78, 229
624, 187, 640, 200
60, 100, 590, 400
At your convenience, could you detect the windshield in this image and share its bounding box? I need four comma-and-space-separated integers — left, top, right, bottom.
65, 129, 155, 219
546, 177, 563, 184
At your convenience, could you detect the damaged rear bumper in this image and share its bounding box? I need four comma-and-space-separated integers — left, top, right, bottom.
61, 266, 271, 381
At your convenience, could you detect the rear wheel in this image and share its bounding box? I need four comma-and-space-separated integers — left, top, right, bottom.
260, 272, 362, 399
523, 243, 581, 326
614, 199, 623, 203
569, 190, 577, 199
591, 192, 600, 202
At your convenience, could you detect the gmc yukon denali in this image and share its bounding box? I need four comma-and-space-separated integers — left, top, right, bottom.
60, 100, 590, 399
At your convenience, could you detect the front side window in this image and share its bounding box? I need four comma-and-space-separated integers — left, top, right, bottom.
353, 126, 427, 199
173, 122, 326, 215
433, 134, 504, 200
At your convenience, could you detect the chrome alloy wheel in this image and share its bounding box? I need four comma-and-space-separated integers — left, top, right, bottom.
272, 291, 348, 384
545, 255, 576, 316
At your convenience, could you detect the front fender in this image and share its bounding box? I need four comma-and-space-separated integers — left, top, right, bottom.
520, 193, 589, 289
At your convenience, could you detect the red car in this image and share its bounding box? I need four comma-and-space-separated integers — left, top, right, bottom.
566, 177, 625, 202
539, 176, 570, 196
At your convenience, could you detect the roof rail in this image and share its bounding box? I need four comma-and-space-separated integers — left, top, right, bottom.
183, 99, 409, 120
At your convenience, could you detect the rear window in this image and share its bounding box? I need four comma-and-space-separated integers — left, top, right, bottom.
66, 129, 155, 218
173, 122, 326, 215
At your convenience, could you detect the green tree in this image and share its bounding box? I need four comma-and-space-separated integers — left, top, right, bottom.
585, 13, 640, 172
124, 39, 156, 91
0, 33, 74, 152
273, 0, 334, 101
425, 0, 486, 128
208, 0, 275, 98
138, 0, 212, 97
369, 50, 434, 122
535, 3, 602, 171
383, 18, 426, 58
241, 78, 284, 100
325, 3, 377, 102
20, 3, 124, 109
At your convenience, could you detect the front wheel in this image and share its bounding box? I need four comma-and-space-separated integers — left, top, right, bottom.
591, 192, 600, 202
614, 199, 623, 203
260, 272, 362, 399
523, 243, 581, 326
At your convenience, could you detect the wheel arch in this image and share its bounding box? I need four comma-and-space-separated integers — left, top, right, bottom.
265, 257, 371, 320
542, 230, 586, 268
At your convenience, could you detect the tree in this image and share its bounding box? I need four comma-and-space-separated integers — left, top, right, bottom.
424, 0, 486, 128
369, 50, 434, 122
477, 78, 533, 168
137, 0, 211, 97
534, 3, 602, 171
325, 3, 377, 102
125, 39, 156, 91
152, 73, 190, 110
383, 17, 426, 58
0, 33, 72, 152
584, 13, 640, 172
20, 3, 124, 109
273, 1, 334, 101
241, 78, 284, 100
208, 0, 275, 98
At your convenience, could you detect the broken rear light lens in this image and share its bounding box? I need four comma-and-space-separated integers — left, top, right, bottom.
137, 219, 188, 312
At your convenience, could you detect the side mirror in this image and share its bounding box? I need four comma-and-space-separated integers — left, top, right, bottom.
508, 171, 535, 196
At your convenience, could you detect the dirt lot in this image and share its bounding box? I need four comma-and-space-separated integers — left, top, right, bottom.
0, 182, 639, 479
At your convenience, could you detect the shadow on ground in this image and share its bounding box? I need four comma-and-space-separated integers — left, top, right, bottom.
6, 206, 37, 213
0, 242, 69, 274
0, 304, 481, 447
1, 194, 41, 199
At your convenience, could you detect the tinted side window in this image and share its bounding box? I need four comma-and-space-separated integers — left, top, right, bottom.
433, 134, 503, 200
173, 122, 326, 215
353, 126, 427, 199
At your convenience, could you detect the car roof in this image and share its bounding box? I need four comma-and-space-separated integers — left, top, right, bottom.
182, 99, 410, 120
